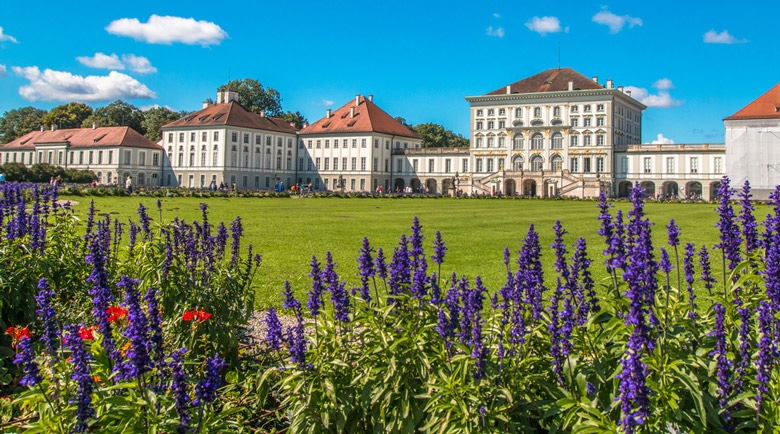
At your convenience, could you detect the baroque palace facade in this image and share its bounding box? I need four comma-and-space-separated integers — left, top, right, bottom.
5, 67, 778, 200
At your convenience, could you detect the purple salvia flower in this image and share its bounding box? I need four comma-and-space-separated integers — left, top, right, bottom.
282, 280, 302, 315
733, 307, 751, 395
551, 220, 569, 277
587, 382, 597, 396
517, 224, 545, 322
145, 287, 165, 370
432, 230, 447, 265
265, 308, 284, 351
35, 278, 59, 364
86, 226, 122, 375
411, 261, 429, 299
762, 186, 780, 248
128, 221, 139, 255
430, 273, 441, 305
738, 180, 759, 255
286, 317, 309, 370
215, 223, 228, 259
330, 282, 351, 323
156, 198, 163, 221
169, 348, 190, 434
699, 245, 716, 296
85, 199, 96, 238
710, 303, 733, 428
714, 176, 742, 285
119, 276, 151, 380
64, 324, 95, 433
230, 216, 242, 267
409, 216, 424, 269
14, 335, 42, 387
194, 353, 227, 406
357, 237, 374, 302
573, 238, 599, 316
616, 331, 652, 433
683, 243, 697, 318
375, 248, 388, 280
388, 235, 411, 299
666, 219, 680, 247
137, 203, 151, 238
659, 248, 672, 274
548, 277, 565, 386
306, 256, 325, 317
764, 241, 780, 314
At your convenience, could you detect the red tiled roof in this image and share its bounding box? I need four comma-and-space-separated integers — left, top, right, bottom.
163, 101, 297, 133
724, 83, 780, 120
299, 96, 420, 139
486, 67, 606, 95
1, 126, 162, 151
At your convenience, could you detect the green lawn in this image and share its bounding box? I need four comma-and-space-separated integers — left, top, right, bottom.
60, 195, 755, 308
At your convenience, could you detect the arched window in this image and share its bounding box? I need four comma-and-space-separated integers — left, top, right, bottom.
550, 155, 563, 171
531, 133, 544, 150
513, 135, 524, 150
551, 133, 563, 149
513, 156, 524, 171
531, 155, 544, 171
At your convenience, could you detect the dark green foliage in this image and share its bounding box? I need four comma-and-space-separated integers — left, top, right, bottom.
0, 106, 47, 143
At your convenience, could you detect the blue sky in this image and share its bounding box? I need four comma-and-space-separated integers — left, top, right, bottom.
0, 0, 775, 144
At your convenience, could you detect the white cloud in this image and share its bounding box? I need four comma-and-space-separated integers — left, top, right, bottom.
493, 12, 501, 19
0, 27, 18, 43
486, 26, 505, 38
525, 16, 566, 36
592, 8, 642, 34
106, 15, 228, 46
624, 79, 682, 108
77, 52, 124, 70
649, 133, 675, 145
703, 29, 747, 44
140, 104, 177, 111
122, 54, 157, 74
0, 64, 6, 77
12, 66, 156, 102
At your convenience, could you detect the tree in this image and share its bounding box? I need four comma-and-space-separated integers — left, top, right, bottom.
28, 163, 65, 183
412, 122, 470, 148
0, 162, 30, 182
0, 107, 48, 143
41, 102, 93, 130
81, 100, 146, 135
219, 79, 282, 116
278, 110, 308, 129
142, 106, 186, 142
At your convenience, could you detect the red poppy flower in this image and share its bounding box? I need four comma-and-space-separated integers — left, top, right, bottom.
5, 326, 32, 346
79, 326, 96, 341
106, 305, 129, 323
182, 309, 211, 322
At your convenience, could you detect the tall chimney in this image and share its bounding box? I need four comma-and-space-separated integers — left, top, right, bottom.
606, 79, 613, 89
618, 85, 624, 92
368, 95, 373, 102
50, 124, 55, 131
592, 76, 598, 83
92, 123, 97, 130
260, 109, 266, 118
326, 109, 332, 118
202, 100, 210, 109
626, 90, 632, 97
350, 107, 355, 118
355, 95, 360, 106
506, 85, 511, 94
568, 81, 573, 91
40, 125, 44, 132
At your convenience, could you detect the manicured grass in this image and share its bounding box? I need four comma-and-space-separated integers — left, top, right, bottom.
60, 195, 755, 309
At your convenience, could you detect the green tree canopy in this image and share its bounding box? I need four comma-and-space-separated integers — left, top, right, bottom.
219, 78, 282, 116
142, 106, 186, 142
81, 100, 146, 135
41, 102, 93, 130
412, 122, 469, 148
278, 110, 308, 130
0, 106, 48, 143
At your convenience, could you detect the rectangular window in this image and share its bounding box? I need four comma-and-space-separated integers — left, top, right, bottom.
231, 132, 237, 142
476, 158, 483, 172
666, 157, 674, 174
462, 159, 469, 173
445, 159, 451, 173
315, 157, 321, 169
690, 157, 699, 173
621, 157, 628, 173
487, 159, 494, 172
714, 157, 723, 173
153, 153, 159, 166
584, 135, 591, 146
360, 157, 366, 171
351, 179, 356, 190
343, 157, 347, 171
324, 158, 329, 170
374, 139, 379, 148
373, 158, 378, 171
125, 151, 131, 165
179, 133, 185, 142
140, 152, 146, 166
168, 133, 174, 143
596, 157, 605, 173
597, 135, 605, 146
108, 151, 113, 164
360, 179, 366, 190
570, 158, 579, 172
584, 118, 591, 127
644, 157, 652, 173
597, 117, 605, 126
202, 132, 208, 141
429, 159, 435, 172
352, 139, 357, 148
325, 139, 329, 148
255, 135, 261, 145
334, 139, 338, 147
307, 140, 312, 149
316, 140, 321, 149
213, 131, 219, 141
299, 158, 304, 170
333, 158, 339, 170
361, 138, 367, 148
352, 157, 357, 171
